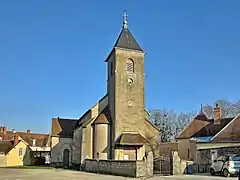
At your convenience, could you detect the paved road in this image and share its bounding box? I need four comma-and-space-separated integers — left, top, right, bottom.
0, 168, 238, 180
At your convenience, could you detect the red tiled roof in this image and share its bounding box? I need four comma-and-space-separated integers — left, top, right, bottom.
0, 131, 50, 147
0, 141, 13, 154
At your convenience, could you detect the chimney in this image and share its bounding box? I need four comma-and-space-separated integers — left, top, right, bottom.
2, 126, 6, 134
1, 126, 7, 140
13, 133, 19, 146
213, 103, 221, 123
26, 129, 30, 133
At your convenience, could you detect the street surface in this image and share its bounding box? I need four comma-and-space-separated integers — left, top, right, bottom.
0, 168, 238, 180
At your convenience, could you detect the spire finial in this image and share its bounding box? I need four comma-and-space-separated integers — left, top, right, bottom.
200, 104, 203, 112
122, 10, 128, 29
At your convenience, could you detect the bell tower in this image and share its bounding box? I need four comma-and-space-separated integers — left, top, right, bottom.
106, 11, 146, 160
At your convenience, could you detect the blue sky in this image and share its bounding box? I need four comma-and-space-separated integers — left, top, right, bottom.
0, 0, 240, 133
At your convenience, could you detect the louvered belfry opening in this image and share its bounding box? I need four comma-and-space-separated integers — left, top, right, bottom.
126, 59, 134, 73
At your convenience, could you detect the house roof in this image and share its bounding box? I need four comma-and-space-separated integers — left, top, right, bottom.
0, 131, 50, 147
177, 114, 235, 139
192, 118, 234, 137
177, 118, 210, 139
0, 141, 13, 154
115, 133, 149, 146
51, 118, 78, 138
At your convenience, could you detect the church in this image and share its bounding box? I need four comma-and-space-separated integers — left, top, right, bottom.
50, 12, 159, 168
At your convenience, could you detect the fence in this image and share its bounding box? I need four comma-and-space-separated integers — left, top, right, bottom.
153, 156, 173, 175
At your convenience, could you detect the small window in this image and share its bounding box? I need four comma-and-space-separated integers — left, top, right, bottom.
19, 148, 23, 156
126, 59, 134, 73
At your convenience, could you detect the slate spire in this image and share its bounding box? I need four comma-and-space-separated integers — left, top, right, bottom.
113, 11, 143, 52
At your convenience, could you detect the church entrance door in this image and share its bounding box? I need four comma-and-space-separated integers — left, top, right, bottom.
63, 149, 70, 168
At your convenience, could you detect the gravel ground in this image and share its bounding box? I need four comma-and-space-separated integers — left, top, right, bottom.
0, 168, 238, 180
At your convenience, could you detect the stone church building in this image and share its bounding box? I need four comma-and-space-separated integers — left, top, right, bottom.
51, 13, 159, 168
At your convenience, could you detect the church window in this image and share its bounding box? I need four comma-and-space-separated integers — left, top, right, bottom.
126, 59, 134, 73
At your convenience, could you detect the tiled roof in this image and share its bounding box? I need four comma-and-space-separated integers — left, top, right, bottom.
192, 118, 234, 137
0, 131, 50, 147
177, 118, 210, 139
115, 133, 148, 146
0, 141, 13, 154
51, 118, 78, 138
92, 106, 110, 124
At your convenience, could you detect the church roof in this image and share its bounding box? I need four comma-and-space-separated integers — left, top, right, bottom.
114, 28, 143, 52
115, 133, 149, 146
51, 118, 78, 138
92, 106, 110, 124
105, 12, 143, 62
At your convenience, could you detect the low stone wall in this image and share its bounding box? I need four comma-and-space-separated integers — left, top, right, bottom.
84, 159, 136, 177
83, 159, 153, 178
51, 162, 64, 168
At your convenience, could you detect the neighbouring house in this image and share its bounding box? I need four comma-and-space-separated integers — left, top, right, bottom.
176, 103, 240, 166
0, 133, 32, 167
50, 13, 159, 172
0, 126, 51, 166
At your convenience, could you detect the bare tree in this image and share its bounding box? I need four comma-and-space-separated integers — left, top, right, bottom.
148, 99, 240, 143
149, 109, 193, 142
203, 104, 213, 118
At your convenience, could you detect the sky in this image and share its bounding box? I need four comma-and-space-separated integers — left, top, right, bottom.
0, 0, 240, 133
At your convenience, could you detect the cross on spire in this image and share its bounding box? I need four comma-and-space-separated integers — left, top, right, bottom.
122, 10, 128, 29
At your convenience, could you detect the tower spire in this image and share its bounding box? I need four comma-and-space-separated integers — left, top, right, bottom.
122, 10, 128, 29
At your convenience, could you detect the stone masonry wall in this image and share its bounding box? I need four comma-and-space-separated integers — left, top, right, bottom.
84, 156, 153, 178
84, 159, 136, 177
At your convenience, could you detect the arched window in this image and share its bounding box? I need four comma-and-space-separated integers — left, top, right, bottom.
126, 59, 134, 73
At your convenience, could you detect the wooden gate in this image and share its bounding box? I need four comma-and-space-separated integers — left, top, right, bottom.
153, 155, 173, 175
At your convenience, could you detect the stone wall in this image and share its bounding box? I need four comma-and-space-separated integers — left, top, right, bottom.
172, 151, 191, 175
83, 154, 153, 178
84, 159, 136, 177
